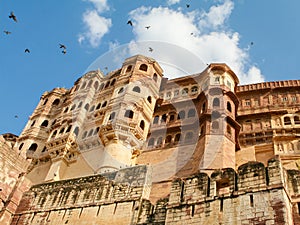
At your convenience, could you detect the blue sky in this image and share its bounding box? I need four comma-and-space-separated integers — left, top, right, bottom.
0, 0, 300, 135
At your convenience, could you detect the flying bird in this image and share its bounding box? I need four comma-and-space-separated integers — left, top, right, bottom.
149, 47, 153, 52
250, 42, 254, 46
145, 26, 151, 29
4, 30, 11, 35
186, 4, 190, 8
62, 49, 67, 54
9, 12, 17, 22
24, 49, 30, 53
14, 115, 18, 118
59, 44, 66, 49
127, 20, 133, 26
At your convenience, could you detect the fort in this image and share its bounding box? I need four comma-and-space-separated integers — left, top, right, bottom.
1, 55, 300, 224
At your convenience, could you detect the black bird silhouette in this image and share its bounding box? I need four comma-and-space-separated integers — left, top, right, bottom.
62, 49, 67, 54
149, 47, 153, 52
59, 44, 66, 49
250, 42, 254, 46
127, 20, 133, 26
145, 26, 151, 29
24, 49, 30, 53
9, 12, 17, 22
186, 4, 190, 8
4, 30, 11, 35
14, 115, 18, 118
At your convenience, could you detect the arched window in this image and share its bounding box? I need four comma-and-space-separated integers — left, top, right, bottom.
139, 120, 145, 130
51, 130, 57, 138
118, 87, 124, 94
153, 73, 158, 82
78, 101, 83, 108
212, 121, 219, 129
59, 127, 65, 134
19, 143, 24, 150
157, 137, 163, 145
71, 104, 76, 111
89, 105, 95, 112
169, 114, 175, 122
42, 147, 47, 153
96, 103, 101, 110
64, 107, 69, 113
88, 129, 94, 137
31, 120, 36, 127
213, 98, 220, 107
52, 98, 60, 106
94, 127, 100, 135
294, 116, 300, 124
43, 99, 48, 105
227, 102, 232, 112
105, 81, 110, 88
284, 117, 291, 125
99, 83, 104, 90
84, 103, 90, 111
51, 119, 56, 126
165, 135, 172, 144
124, 110, 134, 119
81, 81, 87, 89
126, 65, 132, 73
188, 109, 196, 118
110, 79, 116, 86
148, 138, 154, 147
87, 80, 93, 88
102, 101, 107, 108
41, 120, 49, 127
74, 127, 79, 136
66, 125, 72, 133
153, 116, 159, 124
109, 112, 115, 121
133, 86, 141, 93
29, 143, 38, 152
178, 110, 185, 120
94, 81, 99, 90
139, 64, 148, 72
161, 114, 167, 123
174, 133, 181, 143
147, 96, 152, 103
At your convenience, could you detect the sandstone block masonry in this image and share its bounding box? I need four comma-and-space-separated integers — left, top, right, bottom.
10, 157, 300, 225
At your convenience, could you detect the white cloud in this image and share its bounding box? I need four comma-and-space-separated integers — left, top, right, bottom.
79, 0, 111, 48
126, 2, 265, 84
85, 0, 109, 13
199, 0, 234, 29
167, 0, 181, 6
81, 10, 112, 47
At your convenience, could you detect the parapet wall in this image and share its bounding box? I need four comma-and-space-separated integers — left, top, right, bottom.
9, 158, 300, 225
11, 165, 152, 225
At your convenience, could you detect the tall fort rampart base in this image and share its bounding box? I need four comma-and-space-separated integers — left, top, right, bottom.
8, 157, 300, 225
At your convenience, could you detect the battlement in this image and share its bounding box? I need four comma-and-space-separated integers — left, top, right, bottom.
169, 157, 284, 205
236, 80, 300, 92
